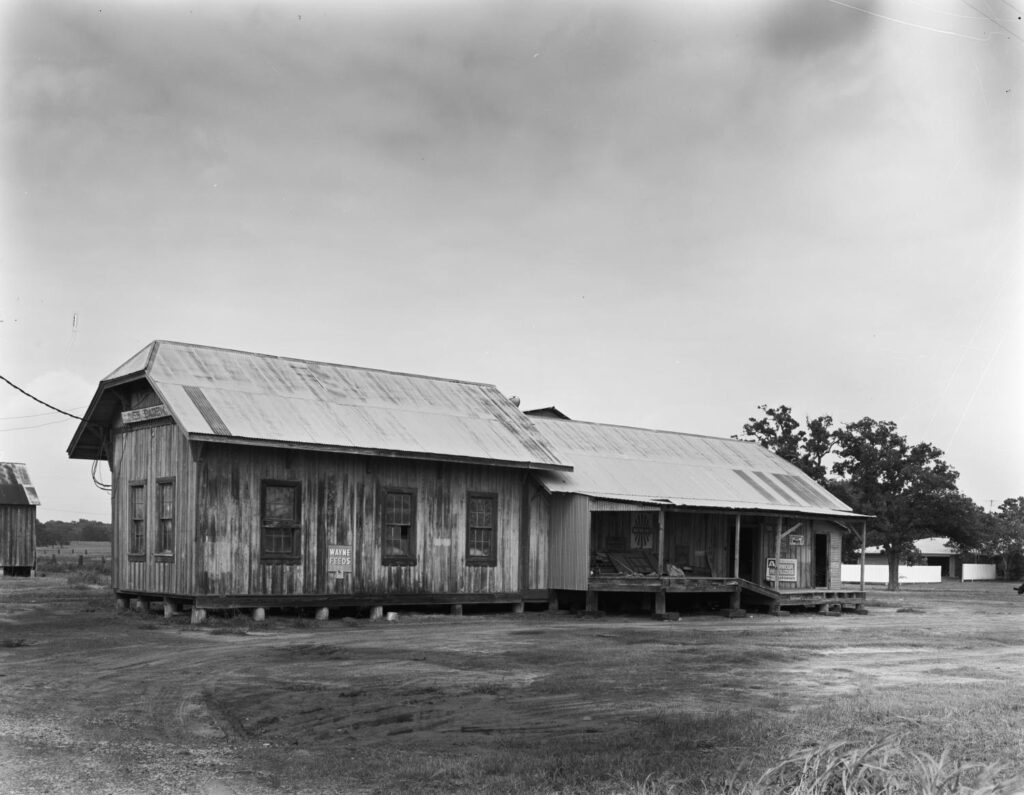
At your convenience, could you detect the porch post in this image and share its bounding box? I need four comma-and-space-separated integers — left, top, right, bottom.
774, 516, 783, 588
859, 520, 866, 592
656, 510, 665, 575
733, 515, 740, 579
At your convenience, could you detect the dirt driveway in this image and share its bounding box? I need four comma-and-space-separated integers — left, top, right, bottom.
1, 578, 1022, 794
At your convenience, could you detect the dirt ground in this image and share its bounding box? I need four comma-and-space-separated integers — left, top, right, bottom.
1, 578, 1022, 794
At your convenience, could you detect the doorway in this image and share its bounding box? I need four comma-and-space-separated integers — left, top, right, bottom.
737, 517, 760, 582
814, 533, 829, 588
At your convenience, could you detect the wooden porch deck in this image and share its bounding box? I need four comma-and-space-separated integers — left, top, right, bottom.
587, 575, 866, 612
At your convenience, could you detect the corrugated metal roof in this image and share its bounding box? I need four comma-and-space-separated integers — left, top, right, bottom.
532, 418, 864, 519
70, 341, 570, 471
0, 462, 41, 506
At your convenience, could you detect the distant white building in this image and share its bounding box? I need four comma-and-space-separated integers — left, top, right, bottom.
859, 537, 995, 581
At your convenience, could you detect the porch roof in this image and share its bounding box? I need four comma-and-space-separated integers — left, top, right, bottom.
532, 417, 869, 520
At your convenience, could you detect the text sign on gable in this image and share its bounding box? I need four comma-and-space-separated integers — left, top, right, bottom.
121, 405, 171, 425
766, 558, 798, 583
328, 545, 353, 574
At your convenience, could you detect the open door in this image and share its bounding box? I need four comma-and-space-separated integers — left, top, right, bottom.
814, 533, 829, 588
737, 517, 760, 582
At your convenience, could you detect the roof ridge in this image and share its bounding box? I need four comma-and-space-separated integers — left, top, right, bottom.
146, 340, 500, 390
533, 415, 762, 445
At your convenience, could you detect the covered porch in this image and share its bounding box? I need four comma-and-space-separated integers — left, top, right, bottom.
580, 501, 869, 616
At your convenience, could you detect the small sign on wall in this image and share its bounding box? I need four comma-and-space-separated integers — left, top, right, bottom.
328, 545, 353, 574
766, 558, 798, 583
121, 405, 171, 424
630, 513, 654, 550
788, 534, 805, 546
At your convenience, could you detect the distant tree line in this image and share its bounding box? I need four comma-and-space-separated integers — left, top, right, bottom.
738, 405, 1023, 590
36, 519, 112, 547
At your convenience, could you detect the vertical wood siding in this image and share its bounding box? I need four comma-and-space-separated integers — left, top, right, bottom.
111, 421, 194, 595
547, 494, 590, 590
0, 505, 36, 568
527, 483, 550, 589
753, 519, 844, 589
663, 513, 732, 576
828, 522, 843, 587
192, 448, 536, 597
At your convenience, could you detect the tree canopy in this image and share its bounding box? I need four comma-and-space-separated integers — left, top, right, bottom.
739, 405, 992, 590
970, 497, 1024, 580
36, 519, 112, 547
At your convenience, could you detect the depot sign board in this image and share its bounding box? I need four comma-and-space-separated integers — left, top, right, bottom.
766, 558, 798, 583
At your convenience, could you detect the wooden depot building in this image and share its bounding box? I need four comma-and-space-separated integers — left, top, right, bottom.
0, 462, 40, 577
68, 341, 868, 621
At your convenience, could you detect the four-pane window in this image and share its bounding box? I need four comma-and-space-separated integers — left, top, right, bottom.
260, 481, 302, 563
382, 488, 417, 565
466, 493, 498, 566
156, 479, 174, 556
129, 483, 146, 556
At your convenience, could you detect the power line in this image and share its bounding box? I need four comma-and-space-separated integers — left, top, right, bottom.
0, 406, 88, 420
0, 374, 86, 421
0, 417, 75, 432
959, 0, 1024, 42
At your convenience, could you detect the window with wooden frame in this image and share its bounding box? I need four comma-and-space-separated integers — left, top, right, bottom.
155, 478, 175, 557
260, 481, 302, 564
466, 492, 498, 566
382, 488, 417, 566
129, 482, 146, 557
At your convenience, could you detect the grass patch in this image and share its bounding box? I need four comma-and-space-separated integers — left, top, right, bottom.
233, 682, 1024, 794
725, 737, 1024, 794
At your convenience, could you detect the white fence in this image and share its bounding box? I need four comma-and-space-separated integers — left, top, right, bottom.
961, 563, 996, 581
841, 564, 941, 584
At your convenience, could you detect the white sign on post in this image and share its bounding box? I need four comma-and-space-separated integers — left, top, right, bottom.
766, 558, 798, 583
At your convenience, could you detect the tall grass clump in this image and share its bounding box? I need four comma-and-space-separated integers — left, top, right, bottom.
727, 737, 1024, 795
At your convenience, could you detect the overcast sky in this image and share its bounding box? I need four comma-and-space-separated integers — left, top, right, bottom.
1, 0, 1021, 522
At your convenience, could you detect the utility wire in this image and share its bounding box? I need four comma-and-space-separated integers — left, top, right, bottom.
0, 418, 74, 432
0, 406, 88, 420
0, 374, 86, 421
1, 372, 111, 493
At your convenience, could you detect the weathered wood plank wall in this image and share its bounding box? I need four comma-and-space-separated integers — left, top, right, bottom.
754, 519, 844, 589
0, 505, 36, 568
664, 513, 732, 576
527, 482, 550, 589
112, 420, 194, 595
193, 448, 535, 597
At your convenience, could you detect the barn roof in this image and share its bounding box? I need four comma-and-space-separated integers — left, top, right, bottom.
68, 341, 571, 472
0, 462, 41, 506
531, 417, 865, 520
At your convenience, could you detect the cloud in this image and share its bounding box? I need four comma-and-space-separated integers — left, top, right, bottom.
759, 0, 879, 59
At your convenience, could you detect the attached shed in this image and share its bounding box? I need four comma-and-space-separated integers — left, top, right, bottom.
525, 414, 870, 614
68, 341, 571, 618
0, 462, 40, 576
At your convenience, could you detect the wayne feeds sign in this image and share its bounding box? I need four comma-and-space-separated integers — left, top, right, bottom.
328, 545, 353, 574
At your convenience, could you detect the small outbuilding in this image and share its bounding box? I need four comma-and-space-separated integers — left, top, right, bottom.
0, 462, 40, 576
